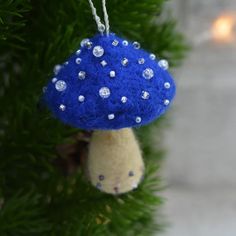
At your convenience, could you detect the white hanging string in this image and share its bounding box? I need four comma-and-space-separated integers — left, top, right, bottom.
87, 0, 110, 35
87, 0, 104, 33
102, 0, 110, 35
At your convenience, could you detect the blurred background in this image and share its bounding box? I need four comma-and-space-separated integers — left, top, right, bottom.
161, 0, 236, 235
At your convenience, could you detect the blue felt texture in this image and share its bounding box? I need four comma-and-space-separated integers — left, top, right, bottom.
43, 33, 176, 130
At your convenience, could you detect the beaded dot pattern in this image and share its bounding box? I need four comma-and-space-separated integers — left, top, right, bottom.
44, 33, 176, 130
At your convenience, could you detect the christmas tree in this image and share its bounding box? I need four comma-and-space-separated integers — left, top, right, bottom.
0, 0, 186, 235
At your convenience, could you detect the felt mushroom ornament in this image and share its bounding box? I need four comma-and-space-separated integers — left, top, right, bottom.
43, 0, 176, 194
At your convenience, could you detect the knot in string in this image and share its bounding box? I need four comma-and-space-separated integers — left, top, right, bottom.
87, 0, 110, 36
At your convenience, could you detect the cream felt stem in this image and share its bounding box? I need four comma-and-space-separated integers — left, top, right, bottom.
87, 128, 144, 194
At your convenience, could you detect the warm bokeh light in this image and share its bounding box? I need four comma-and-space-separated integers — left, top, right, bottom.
212, 14, 236, 42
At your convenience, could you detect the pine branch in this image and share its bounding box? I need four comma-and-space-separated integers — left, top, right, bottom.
0, 0, 31, 52
0, 191, 51, 236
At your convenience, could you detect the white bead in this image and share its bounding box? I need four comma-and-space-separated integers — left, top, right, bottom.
138, 58, 145, 64
108, 114, 115, 120
59, 104, 66, 111
133, 41, 140, 49
109, 71, 116, 78
100, 60, 107, 67
121, 58, 128, 66
53, 64, 62, 75
149, 54, 156, 60
112, 39, 119, 46
76, 49, 81, 55
93, 46, 104, 57
75, 58, 82, 64
78, 71, 86, 80
141, 91, 150, 100
122, 40, 128, 46
132, 182, 138, 189
55, 80, 67, 92
158, 59, 169, 70
164, 99, 170, 106
121, 96, 127, 103
80, 38, 90, 47
42, 86, 47, 93
135, 117, 142, 123
142, 68, 154, 80
164, 82, 171, 89
52, 77, 57, 83
78, 95, 85, 102
64, 61, 69, 65
99, 87, 110, 98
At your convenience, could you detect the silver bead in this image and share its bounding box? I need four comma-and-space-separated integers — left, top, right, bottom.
122, 40, 128, 46
53, 64, 62, 75
93, 46, 104, 57
52, 77, 57, 83
138, 58, 145, 64
64, 61, 69, 65
114, 187, 119, 194
85, 41, 93, 49
133, 41, 140, 49
55, 80, 67, 92
149, 54, 156, 60
78, 95, 85, 102
121, 58, 128, 66
158, 59, 169, 70
96, 182, 102, 189
109, 71, 116, 78
75, 58, 82, 64
121, 96, 127, 103
135, 116, 142, 123
76, 49, 81, 55
99, 87, 110, 98
98, 24, 105, 32
59, 104, 66, 111
108, 114, 115, 120
100, 60, 107, 67
112, 39, 119, 46
99, 175, 105, 181
164, 82, 171, 89
129, 171, 134, 177
78, 71, 86, 80
164, 99, 170, 106
141, 91, 150, 100
142, 68, 154, 80
80, 38, 90, 47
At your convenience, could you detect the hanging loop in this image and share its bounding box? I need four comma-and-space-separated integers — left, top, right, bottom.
87, 0, 110, 35
102, 0, 110, 35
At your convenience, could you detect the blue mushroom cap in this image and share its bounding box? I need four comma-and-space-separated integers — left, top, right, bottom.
43, 33, 176, 130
